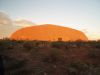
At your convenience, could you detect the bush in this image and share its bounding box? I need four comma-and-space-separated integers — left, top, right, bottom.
32, 65, 45, 75
88, 49, 100, 59
89, 41, 100, 48
0, 39, 16, 53
23, 42, 33, 50
51, 41, 66, 49
3, 56, 28, 75
42, 48, 63, 64
67, 62, 100, 75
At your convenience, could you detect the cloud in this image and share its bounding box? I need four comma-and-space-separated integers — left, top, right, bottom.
0, 25, 22, 38
0, 11, 36, 39
14, 19, 36, 27
0, 11, 12, 25
0, 11, 22, 38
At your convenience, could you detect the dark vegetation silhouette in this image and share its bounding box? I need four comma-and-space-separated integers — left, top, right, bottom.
0, 38, 100, 75
0, 56, 4, 75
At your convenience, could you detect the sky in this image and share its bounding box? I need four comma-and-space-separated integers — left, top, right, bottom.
0, 0, 100, 40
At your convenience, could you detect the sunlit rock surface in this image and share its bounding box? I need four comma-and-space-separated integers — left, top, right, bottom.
11, 24, 88, 41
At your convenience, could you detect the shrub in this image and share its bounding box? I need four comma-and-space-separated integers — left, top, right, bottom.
3, 56, 28, 75
0, 39, 16, 53
67, 62, 100, 75
42, 48, 63, 64
23, 42, 33, 50
89, 41, 100, 48
32, 66, 45, 75
88, 49, 100, 59
4, 56, 26, 70
51, 41, 66, 49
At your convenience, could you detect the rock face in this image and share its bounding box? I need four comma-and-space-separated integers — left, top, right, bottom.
11, 24, 88, 41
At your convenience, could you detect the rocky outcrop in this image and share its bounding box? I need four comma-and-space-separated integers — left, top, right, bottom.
11, 24, 88, 41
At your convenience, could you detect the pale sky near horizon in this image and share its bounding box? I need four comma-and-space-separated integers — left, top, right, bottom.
0, 0, 100, 40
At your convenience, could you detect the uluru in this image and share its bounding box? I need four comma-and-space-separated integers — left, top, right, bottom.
10, 24, 88, 41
